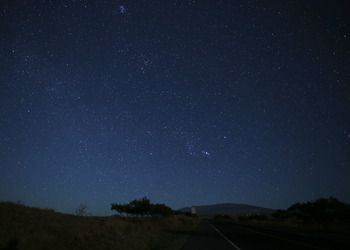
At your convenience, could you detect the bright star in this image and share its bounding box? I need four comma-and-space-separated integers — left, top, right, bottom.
201, 150, 210, 156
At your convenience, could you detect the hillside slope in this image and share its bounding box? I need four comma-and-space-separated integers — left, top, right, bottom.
0, 202, 197, 250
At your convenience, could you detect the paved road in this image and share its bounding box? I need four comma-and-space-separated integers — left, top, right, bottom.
182, 220, 349, 250
182, 221, 238, 250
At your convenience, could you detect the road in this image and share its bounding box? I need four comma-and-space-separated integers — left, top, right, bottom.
182, 221, 238, 250
182, 220, 349, 250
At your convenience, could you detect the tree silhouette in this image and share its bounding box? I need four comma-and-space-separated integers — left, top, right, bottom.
111, 197, 173, 217
151, 203, 173, 216
75, 204, 88, 216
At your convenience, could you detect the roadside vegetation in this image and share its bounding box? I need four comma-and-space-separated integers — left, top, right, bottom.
214, 197, 350, 230
272, 197, 350, 227
0, 199, 198, 250
212, 197, 350, 249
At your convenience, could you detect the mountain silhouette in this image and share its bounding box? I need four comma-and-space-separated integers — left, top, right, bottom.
180, 203, 275, 216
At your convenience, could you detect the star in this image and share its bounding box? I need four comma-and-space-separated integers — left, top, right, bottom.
201, 150, 210, 157
119, 5, 127, 15
1, 0, 349, 216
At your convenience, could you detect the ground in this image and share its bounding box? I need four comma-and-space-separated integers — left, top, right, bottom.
0, 202, 198, 250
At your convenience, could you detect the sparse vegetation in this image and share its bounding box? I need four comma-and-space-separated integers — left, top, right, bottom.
75, 203, 89, 217
213, 197, 350, 233
0, 201, 198, 250
274, 197, 350, 225
211, 198, 350, 249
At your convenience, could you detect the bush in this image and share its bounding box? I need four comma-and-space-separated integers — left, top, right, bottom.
272, 197, 350, 224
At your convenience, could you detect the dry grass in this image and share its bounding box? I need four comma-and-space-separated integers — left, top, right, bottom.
0, 202, 198, 250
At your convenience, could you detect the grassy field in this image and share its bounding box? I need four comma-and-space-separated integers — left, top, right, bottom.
0, 202, 198, 250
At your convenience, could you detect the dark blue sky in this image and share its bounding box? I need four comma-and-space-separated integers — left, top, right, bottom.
1, 0, 349, 215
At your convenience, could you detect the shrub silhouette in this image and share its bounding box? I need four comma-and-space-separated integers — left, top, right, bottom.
75, 204, 89, 216
111, 197, 173, 217
272, 197, 350, 224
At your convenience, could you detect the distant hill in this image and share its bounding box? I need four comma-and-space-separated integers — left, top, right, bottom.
180, 203, 275, 216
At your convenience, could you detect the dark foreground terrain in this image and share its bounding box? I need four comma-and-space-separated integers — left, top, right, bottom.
0, 202, 198, 250
3, 200, 350, 250
183, 219, 350, 250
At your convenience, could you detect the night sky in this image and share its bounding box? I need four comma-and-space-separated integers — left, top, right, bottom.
1, 0, 350, 215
